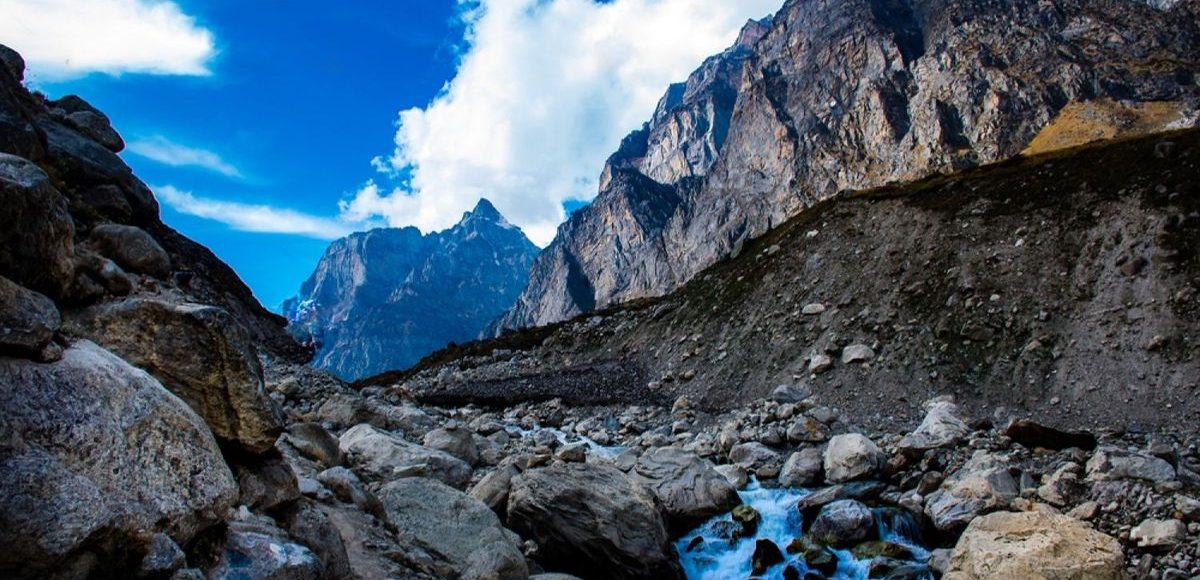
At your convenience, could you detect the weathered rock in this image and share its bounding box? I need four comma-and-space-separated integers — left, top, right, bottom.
769, 383, 811, 403
1003, 419, 1097, 451
284, 422, 343, 467
897, 398, 970, 451
470, 463, 522, 515
808, 500, 877, 548
278, 500, 353, 580
338, 423, 471, 488
206, 519, 323, 580
823, 434, 886, 483
0, 341, 237, 579
945, 510, 1124, 580
378, 477, 528, 580
0, 275, 59, 358
841, 344, 876, 364
0, 43, 23, 81
732, 504, 761, 537
1129, 518, 1186, 548
315, 466, 386, 522
751, 539, 785, 575
925, 451, 1019, 530
1085, 446, 1176, 482
729, 441, 781, 469
70, 297, 284, 453
231, 450, 301, 512
87, 224, 171, 278
787, 416, 831, 443
507, 463, 681, 579
779, 447, 824, 488
631, 447, 740, 534
315, 394, 435, 437
423, 426, 480, 466
0, 153, 75, 298
139, 533, 186, 578
714, 464, 749, 488
1036, 463, 1084, 507
61, 110, 124, 153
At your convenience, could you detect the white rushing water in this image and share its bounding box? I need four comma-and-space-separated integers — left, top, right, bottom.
677, 480, 933, 580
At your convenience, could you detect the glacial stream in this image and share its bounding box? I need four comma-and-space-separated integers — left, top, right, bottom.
677, 481, 933, 580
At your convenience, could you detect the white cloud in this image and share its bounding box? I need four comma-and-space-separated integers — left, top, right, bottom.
128, 136, 243, 178
156, 185, 357, 240
341, 0, 778, 246
0, 0, 215, 80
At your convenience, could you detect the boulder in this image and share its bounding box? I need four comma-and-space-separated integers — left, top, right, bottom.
61, 110, 124, 153
423, 426, 480, 466
769, 383, 811, 403
284, 422, 343, 467
470, 463, 522, 515
729, 441, 781, 469
1085, 447, 1176, 483
206, 518, 323, 580
1003, 419, 1096, 451
945, 510, 1124, 579
841, 344, 875, 363
507, 463, 681, 580
231, 450, 301, 512
823, 434, 885, 483
1129, 518, 1186, 548
779, 448, 824, 488
70, 297, 284, 453
315, 466, 386, 522
787, 415, 831, 443
278, 500, 354, 580
87, 224, 171, 278
631, 447, 741, 534
0, 153, 75, 298
0, 275, 59, 358
139, 533, 186, 578
0, 43, 23, 81
714, 464, 749, 488
0, 341, 237, 579
378, 477, 527, 580
808, 500, 876, 547
338, 423, 471, 488
925, 451, 1019, 531
897, 398, 970, 452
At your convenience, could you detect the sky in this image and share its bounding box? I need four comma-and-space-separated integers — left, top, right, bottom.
0, 0, 777, 310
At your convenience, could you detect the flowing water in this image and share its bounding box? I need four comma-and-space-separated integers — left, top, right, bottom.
506, 424, 627, 458
677, 480, 933, 579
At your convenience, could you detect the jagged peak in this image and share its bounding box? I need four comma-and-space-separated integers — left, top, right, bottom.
735, 15, 773, 49
466, 198, 502, 221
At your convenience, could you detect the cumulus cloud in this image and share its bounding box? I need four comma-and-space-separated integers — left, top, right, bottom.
156, 185, 357, 240
128, 136, 243, 178
341, 0, 778, 246
0, 0, 215, 80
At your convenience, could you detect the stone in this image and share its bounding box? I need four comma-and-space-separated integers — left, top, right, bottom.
779, 447, 824, 487
470, 463, 522, 515
206, 519, 323, 580
732, 504, 761, 537
507, 463, 681, 580
231, 451, 300, 512
315, 466, 386, 522
729, 441, 781, 469
801, 303, 826, 315
808, 500, 876, 548
897, 398, 970, 451
423, 426, 480, 466
1036, 463, 1084, 507
277, 500, 353, 580
925, 451, 1019, 531
631, 447, 741, 534
1130, 518, 1187, 548
1004, 419, 1097, 451
0, 43, 24, 81
0, 275, 59, 358
284, 422, 343, 467
378, 477, 528, 580
0, 341, 237, 578
808, 353, 833, 374
945, 510, 1125, 580
70, 297, 284, 454
787, 415, 831, 443
1176, 495, 1200, 521
770, 383, 812, 403
841, 344, 875, 364
87, 224, 171, 278
555, 442, 588, 462
338, 423, 471, 488
139, 533, 186, 577
1086, 447, 1176, 482
0, 153, 75, 298
62, 110, 124, 152
823, 434, 885, 483
751, 539, 785, 575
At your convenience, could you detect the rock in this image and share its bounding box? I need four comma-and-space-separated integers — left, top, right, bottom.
808, 500, 876, 547
0, 43, 23, 81
0, 153, 75, 298
1003, 419, 1097, 451
70, 297, 284, 453
507, 463, 680, 580
0, 341, 237, 578
1176, 495, 1200, 521
556, 442, 588, 462
315, 466, 386, 522
732, 504, 761, 537
470, 463, 522, 515
379, 477, 528, 580
284, 422, 343, 467
1036, 463, 1084, 507
851, 541, 915, 561
897, 398, 970, 451
770, 383, 811, 403
278, 500, 353, 580
925, 451, 1019, 531
315, 394, 435, 437
61, 110, 124, 152
1067, 501, 1099, 521
729, 441, 781, 469
0, 275, 59, 358
787, 415, 831, 443
423, 426, 480, 466
139, 533, 186, 578
715, 464, 748, 488
207, 519, 323, 580
801, 303, 826, 315
1085, 447, 1176, 482
1130, 519, 1186, 548
786, 537, 839, 575
87, 224, 171, 278
751, 539, 785, 575
945, 510, 1125, 580
779, 448, 823, 487
823, 434, 885, 483
338, 423, 471, 488
631, 447, 741, 534
808, 353, 833, 374
231, 451, 300, 512
841, 344, 875, 364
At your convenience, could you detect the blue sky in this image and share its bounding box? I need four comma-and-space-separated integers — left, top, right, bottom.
3, 0, 777, 310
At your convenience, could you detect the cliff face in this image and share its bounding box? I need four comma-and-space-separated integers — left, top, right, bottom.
499, 0, 1200, 331
286, 200, 539, 380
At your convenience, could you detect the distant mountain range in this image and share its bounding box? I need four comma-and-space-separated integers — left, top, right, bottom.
285, 199, 538, 380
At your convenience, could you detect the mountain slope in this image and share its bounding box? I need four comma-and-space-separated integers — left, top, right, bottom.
286, 199, 538, 380
499, 0, 1200, 331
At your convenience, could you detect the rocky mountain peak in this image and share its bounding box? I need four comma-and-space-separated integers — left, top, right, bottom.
465, 197, 503, 221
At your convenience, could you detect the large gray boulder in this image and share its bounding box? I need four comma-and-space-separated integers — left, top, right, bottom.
0, 275, 59, 358
507, 463, 682, 580
808, 500, 876, 548
630, 447, 741, 534
378, 477, 528, 580
69, 297, 284, 453
0, 153, 75, 298
1085, 446, 1177, 483
945, 510, 1124, 579
925, 451, 1020, 531
823, 434, 886, 483
0, 341, 238, 579
87, 224, 171, 278
779, 447, 824, 488
206, 518, 323, 580
423, 425, 479, 466
897, 398, 971, 452
338, 423, 471, 488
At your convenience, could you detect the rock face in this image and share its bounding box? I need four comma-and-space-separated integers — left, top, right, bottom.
945, 510, 1125, 580
0, 341, 238, 578
286, 199, 538, 380
507, 463, 682, 580
498, 0, 1200, 331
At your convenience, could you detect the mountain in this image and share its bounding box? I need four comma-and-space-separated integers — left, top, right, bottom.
285, 199, 539, 380
497, 0, 1200, 331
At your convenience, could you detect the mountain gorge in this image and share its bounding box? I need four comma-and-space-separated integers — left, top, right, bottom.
498, 0, 1200, 331
286, 199, 538, 380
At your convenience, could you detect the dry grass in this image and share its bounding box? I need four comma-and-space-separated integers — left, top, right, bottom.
1023, 99, 1191, 155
